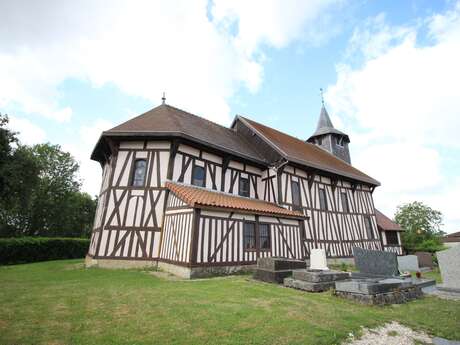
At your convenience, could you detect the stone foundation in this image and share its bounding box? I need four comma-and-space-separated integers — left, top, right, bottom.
85, 256, 157, 269
158, 261, 255, 279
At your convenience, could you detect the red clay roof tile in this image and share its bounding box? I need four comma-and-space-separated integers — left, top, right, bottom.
375, 209, 402, 231
166, 182, 305, 219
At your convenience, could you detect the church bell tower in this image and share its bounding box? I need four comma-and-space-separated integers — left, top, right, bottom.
307, 95, 351, 164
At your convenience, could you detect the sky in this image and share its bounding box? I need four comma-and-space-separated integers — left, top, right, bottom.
1, 0, 459, 234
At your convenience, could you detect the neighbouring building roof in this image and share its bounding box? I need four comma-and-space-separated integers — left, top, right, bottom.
236, 116, 380, 186
91, 104, 266, 165
165, 182, 305, 219
308, 105, 349, 141
442, 231, 460, 243
375, 209, 402, 231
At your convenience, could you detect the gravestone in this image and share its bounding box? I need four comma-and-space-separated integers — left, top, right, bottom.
352, 247, 399, 278
398, 255, 419, 272
437, 246, 460, 293
415, 251, 434, 268
309, 248, 329, 270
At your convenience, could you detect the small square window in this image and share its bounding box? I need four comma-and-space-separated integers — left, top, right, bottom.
319, 188, 328, 210
341, 192, 349, 213
259, 224, 271, 250
239, 176, 250, 197
192, 165, 205, 187
364, 216, 375, 239
386, 231, 399, 245
131, 159, 147, 187
243, 222, 256, 250
291, 181, 301, 210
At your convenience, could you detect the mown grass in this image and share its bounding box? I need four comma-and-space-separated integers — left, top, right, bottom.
0, 260, 459, 345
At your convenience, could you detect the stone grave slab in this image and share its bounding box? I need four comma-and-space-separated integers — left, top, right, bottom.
253, 257, 306, 284
352, 247, 399, 277
398, 255, 419, 272
437, 246, 460, 293
415, 251, 434, 268
283, 269, 349, 292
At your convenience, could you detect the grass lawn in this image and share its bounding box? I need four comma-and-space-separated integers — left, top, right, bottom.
1, 260, 459, 345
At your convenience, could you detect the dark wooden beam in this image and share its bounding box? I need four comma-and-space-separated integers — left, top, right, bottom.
307, 173, 316, 189
222, 155, 231, 174
331, 178, 338, 193
276, 163, 286, 204
351, 183, 358, 193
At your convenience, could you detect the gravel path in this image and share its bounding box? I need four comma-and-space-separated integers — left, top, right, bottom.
344, 321, 433, 345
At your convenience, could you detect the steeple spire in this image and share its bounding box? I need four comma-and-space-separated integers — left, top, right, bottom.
307, 94, 351, 164
161, 92, 166, 105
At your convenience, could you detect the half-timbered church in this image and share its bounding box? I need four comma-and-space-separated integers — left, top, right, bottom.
86, 98, 398, 277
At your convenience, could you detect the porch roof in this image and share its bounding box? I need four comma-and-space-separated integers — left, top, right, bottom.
165, 182, 306, 219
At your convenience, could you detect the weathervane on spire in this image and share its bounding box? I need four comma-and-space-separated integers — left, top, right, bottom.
320, 88, 324, 106
161, 92, 166, 105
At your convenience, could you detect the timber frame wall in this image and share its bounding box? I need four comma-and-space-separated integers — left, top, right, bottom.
268, 164, 382, 258
159, 191, 304, 267
89, 136, 381, 264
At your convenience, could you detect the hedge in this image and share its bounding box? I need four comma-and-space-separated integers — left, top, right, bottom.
0, 237, 90, 265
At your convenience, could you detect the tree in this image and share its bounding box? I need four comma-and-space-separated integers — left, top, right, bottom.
26, 143, 95, 237
0, 113, 96, 238
395, 201, 444, 253
0, 114, 40, 236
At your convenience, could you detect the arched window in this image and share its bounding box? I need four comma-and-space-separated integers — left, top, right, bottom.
131, 159, 147, 187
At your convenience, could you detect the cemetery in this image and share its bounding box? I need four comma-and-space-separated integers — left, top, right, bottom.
253, 246, 460, 306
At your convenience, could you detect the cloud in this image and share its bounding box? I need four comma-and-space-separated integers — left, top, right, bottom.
326, 3, 460, 233
0, 0, 338, 125
8, 116, 47, 145
0, 0, 341, 199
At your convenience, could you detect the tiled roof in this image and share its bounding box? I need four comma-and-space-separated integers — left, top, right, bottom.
237, 116, 380, 186
375, 209, 402, 231
442, 231, 460, 243
165, 182, 305, 219
92, 104, 266, 164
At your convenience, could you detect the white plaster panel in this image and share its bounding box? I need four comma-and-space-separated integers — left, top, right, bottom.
179, 144, 200, 157
195, 159, 205, 167
165, 208, 194, 215
120, 141, 144, 149
245, 165, 262, 175
284, 166, 294, 174
259, 216, 278, 223
277, 218, 300, 226
146, 141, 170, 149
202, 152, 222, 164
228, 160, 243, 170
135, 151, 148, 159
201, 210, 231, 218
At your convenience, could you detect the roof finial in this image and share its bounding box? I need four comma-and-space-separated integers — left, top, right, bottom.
320, 88, 324, 107
161, 92, 166, 105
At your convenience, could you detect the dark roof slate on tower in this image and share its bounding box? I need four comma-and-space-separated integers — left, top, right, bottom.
308, 105, 349, 141
235, 116, 380, 186
91, 104, 266, 164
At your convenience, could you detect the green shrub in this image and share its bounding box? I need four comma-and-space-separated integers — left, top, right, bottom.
0, 237, 90, 265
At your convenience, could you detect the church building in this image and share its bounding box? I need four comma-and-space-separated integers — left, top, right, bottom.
86, 98, 386, 277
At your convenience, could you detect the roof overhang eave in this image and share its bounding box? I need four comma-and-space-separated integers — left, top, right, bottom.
97, 130, 268, 167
